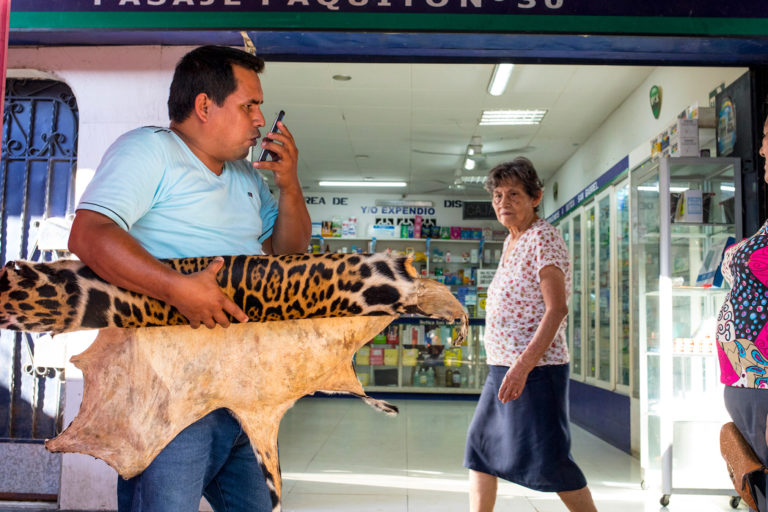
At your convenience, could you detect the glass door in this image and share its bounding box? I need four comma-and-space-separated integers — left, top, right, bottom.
615, 181, 631, 393
572, 213, 584, 379
596, 191, 612, 385
585, 202, 597, 381
631, 161, 662, 479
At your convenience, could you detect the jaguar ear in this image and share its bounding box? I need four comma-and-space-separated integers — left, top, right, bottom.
403, 256, 419, 279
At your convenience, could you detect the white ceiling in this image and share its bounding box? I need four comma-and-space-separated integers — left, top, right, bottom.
258, 62, 655, 197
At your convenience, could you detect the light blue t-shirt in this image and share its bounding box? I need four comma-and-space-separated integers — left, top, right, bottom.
78, 127, 278, 259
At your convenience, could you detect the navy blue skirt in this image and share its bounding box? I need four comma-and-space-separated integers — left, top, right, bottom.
724, 386, 768, 511
464, 364, 587, 492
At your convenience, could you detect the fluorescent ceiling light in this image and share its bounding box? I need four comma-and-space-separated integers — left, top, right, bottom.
721, 184, 735, 192
637, 185, 689, 193
463, 158, 476, 171
480, 109, 547, 126
487, 63, 514, 96
461, 175, 488, 184
319, 180, 407, 188
376, 200, 433, 207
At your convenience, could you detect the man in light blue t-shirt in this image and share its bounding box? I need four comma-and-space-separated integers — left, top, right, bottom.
68, 45, 311, 512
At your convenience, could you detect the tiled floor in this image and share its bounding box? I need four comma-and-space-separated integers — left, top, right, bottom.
0, 395, 746, 511
278, 396, 745, 512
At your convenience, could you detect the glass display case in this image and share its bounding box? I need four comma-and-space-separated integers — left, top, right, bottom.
632, 156, 742, 506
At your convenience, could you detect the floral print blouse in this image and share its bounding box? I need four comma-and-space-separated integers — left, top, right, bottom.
483, 218, 572, 367
718, 220, 768, 387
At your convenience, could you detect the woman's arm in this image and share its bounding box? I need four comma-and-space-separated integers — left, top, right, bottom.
497, 264, 568, 403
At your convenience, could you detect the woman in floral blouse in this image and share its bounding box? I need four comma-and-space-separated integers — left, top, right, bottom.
464, 158, 597, 512
718, 113, 768, 511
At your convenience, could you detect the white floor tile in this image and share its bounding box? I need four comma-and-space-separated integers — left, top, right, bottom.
278, 396, 746, 512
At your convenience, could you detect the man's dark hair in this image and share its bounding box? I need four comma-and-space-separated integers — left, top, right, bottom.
485, 157, 544, 212
168, 45, 265, 123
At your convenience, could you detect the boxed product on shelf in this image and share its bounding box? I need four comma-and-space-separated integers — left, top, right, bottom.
356, 346, 370, 365
371, 332, 387, 344
669, 118, 699, 157
385, 324, 399, 344
403, 324, 425, 345
477, 292, 488, 318
370, 347, 385, 365
357, 373, 370, 386
460, 227, 481, 240
341, 217, 358, 238
444, 347, 462, 367
384, 348, 399, 366
673, 189, 703, 223
402, 348, 419, 366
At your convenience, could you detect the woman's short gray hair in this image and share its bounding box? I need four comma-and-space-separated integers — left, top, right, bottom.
485, 157, 544, 212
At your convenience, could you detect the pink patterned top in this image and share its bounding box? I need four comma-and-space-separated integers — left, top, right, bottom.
483, 218, 571, 367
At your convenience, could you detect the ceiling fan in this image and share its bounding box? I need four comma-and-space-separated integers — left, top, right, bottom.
413, 135, 534, 162
421, 168, 490, 194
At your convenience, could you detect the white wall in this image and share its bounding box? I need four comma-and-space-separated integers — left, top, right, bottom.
542, 66, 747, 216
7, 46, 191, 186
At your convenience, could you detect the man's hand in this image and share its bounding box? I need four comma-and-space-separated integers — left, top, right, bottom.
253, 120, 300, 192
168, 257, 248, 329
252, 120, 312, 255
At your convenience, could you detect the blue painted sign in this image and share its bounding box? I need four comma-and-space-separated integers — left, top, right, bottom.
546, 156, 629, 224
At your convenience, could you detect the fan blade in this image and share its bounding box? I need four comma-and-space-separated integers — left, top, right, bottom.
482, 145, 535, 156
412, 148, 464, 156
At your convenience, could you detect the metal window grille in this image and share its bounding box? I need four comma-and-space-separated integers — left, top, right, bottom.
0, 78, 78, 440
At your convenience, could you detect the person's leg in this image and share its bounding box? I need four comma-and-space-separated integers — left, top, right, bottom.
469, 469, 497, 512
117, 412, 223, 512
558, 486, 598, 512
204, 426, 273, 512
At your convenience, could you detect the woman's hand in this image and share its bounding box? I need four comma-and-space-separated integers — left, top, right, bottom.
497, 264, 568, 404
498, 361, 532, 403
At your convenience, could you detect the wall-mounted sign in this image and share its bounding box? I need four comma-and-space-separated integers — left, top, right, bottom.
546, 156, 628, 224
9, 0, 768, 36
463, 201, 496, 220
650, 85, 662, 120
717, 96, 736, 156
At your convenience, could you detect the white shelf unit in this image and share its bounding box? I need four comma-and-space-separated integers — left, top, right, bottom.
632, 156, 742, 506
310, 236, 506, 394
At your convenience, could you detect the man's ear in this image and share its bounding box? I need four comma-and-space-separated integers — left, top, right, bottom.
194, 93, 210, 121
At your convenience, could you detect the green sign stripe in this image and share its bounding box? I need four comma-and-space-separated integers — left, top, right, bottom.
10, 12, 768, 37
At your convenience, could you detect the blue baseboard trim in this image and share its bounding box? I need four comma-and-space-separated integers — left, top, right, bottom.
569, 380, 631, 454
311, 390, 480, 401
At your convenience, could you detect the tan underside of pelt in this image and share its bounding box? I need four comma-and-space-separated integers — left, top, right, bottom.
45, 316, 395, 509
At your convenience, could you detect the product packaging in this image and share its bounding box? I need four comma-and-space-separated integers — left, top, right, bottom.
370, 347, 385, 365
356, 346, 370, 366
402, 348, 419, 366
384, 348, 398, 366
414, 215, 422, 239
674, 189, 703, 223
670, 118, 699, 157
